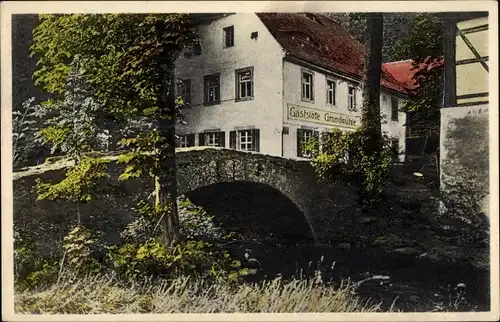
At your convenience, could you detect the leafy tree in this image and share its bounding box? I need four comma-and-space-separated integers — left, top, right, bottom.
34, 57, 111, 226
12, 98, 45, 168
31, 13, 199, 247
391, 13, 444, 137
34, 57, 105, 159
12, 15, 51, 167
325, 12, 418, 62
305, 13, 393, 207
356, 13, 387, 205
361, 13, 383, 149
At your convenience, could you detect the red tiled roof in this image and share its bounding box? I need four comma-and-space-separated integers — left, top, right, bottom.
256, 13, 410, 94
383, 60, 417, 90
383, 58, 444, 91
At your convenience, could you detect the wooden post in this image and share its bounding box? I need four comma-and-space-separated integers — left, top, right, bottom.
442, 17, 457, 108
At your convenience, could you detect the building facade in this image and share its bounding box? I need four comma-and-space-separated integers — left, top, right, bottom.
439, 12, 490, 216
175, 13, 408, 161
455, 16, 489, 106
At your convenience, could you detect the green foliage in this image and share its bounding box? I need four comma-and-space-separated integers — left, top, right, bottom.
325, 12, 419, 62
105, 198, 247, 282
304, 128, 395, 207
31, 13, 197, 119
117, 130, 161, 181
62, 226, 101, 274
38, 126, 70, 150
27, 13, 242, 283
19, 262, 59, 291
106, 238, 248, 282
392, 13, 443, 136
14, 230, 59, 291
177, 195, 229, 240
12, 98, 46, 168
33, 57, 106, 159
391, 14, 443, 62
35, 157, 110, 202
30, 13, 205, 249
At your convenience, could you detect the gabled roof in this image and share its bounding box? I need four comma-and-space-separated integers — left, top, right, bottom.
383, 60, 417, 90
256, 13, 410, 94
383, 58, 444, 91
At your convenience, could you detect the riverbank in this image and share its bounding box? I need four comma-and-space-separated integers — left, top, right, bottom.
15, 274, 382, 314
222, 241, 490, 312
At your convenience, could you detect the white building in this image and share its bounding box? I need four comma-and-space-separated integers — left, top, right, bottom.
175, 13, 409, 161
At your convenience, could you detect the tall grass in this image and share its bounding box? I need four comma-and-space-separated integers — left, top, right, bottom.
15, 273, 382, 314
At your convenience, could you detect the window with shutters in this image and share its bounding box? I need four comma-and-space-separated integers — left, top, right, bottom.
391, 97, 399, 121
348, 86, 357, 111
297, 129, 317, 158
204, 73, 220, 105
301, 70, 314, 101
205, 132, 219, 147
229, 129, 260, 152
326, 79, 336, 106
177, 79, 191, 106
235, 67, 254, 101
239, 130, 253, 151
223, 26, 234, 48
199, 131, 225, 147
177, 134, 195, 148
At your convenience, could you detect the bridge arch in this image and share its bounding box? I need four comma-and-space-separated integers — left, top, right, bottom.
185, 181, 315, 242
176, 148, 320, 242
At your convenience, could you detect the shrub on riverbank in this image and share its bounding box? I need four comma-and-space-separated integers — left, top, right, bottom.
15, 273, 380, 314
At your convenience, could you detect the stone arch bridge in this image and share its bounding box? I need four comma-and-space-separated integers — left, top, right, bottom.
175, 148, 358, 243
13, 147, 359, 256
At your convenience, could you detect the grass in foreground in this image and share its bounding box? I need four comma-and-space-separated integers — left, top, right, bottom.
15, 274, 383, 314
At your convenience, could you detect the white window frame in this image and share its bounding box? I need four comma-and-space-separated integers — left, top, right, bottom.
238, 130, 254, 151
178, 135, 189, 148
204, 73, 220, 105
302, 129, 314, 158
326, 79, 336, 106
236, 67, 254, 101
301, 70, 314, 101
205, 132, 219, 147
348, 86, 357, 111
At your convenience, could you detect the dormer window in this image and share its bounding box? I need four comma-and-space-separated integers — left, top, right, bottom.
297, 33, 309, 42
285, 31, 319, 49
304, 13, 320, 24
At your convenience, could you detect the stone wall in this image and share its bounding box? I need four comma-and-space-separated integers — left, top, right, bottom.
440, 104, 490, 216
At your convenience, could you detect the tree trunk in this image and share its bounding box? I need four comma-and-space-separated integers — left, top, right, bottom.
358, 13, 384, 206
155, 25, 181, 248
361, 13, 384, 150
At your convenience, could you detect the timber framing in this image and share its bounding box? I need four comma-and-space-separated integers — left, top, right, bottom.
456, 26, 489, 72
461, 24, 489, 34
456, 92, 489, 100
456, 56, 489, 66
456, 100, 489, 107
